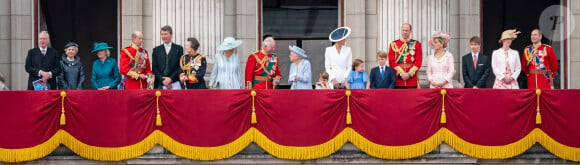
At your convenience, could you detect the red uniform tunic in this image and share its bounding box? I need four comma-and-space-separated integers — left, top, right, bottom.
522, 44, 558, 89
119, 44, 153, 90
388, 39, 423, 88
244, 50, 281, 89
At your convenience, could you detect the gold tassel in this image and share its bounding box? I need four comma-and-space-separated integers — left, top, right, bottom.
251, 112, 257, 124
440, 112, 447, 124
60, 91, 67, 126
60, 113, 66, 126
155, 91, 162, 126
440, 89, 447, 124
346, 112, 352, 125
156, 114, 162, 126
535, 89, 542, 125
345, 90, 352, 125
251, 90, 257, 124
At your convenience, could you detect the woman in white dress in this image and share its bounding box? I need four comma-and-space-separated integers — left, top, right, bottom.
427, 31, 455, 88
325, 27, 353, 89
492, 29, 522, 89
209, 37, 243, 89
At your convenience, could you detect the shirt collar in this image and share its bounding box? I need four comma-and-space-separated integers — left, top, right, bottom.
164, 42, 172, 48
472, 52, 479, 57
131, 43, 140, 50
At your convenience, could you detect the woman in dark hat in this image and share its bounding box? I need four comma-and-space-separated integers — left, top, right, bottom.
90, 42, 121, 90
58, 42, 85, 89
325, 27, 353, 89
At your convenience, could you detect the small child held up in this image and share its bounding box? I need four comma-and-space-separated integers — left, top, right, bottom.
345, 59, 370, 89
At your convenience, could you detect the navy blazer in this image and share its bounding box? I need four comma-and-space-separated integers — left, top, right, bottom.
369, 66, 396, 89
462, 53, 490, 88
25, 47, 61, 90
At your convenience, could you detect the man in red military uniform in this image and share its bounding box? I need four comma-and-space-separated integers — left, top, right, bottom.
522, 29, 558, 89
244, 36, 281, 89
119, 31, 153, 90
388, 23, 423, 88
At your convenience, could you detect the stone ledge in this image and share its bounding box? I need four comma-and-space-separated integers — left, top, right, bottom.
12, 143, 576, 164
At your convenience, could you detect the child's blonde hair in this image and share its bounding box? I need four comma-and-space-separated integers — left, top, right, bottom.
319, 71, 329, 80
376, 50, 388, 59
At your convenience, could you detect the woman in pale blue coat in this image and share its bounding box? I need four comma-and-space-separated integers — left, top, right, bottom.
288, 45, 312, 89
209, 37, 243, 89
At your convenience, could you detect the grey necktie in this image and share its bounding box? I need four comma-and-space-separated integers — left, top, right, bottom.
163, 45, 170, 75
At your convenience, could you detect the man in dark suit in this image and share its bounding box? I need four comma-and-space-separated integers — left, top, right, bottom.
25, 31, 61, 90
370, 51, 396, 89
152, 25, 184, 89
462, 36, 490, 88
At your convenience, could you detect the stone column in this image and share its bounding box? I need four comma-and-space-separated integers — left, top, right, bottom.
454, 0, 480, 86
149, 0, 224, 62
0, 0, 11, 89
10, 0, 33, 90
236, 0, 259, 86
121, 0, 143, 48
366, 0, 378, 70
569, 0, 580, 88
345, 0, 367, 67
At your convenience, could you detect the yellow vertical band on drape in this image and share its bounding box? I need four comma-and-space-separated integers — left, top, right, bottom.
155, 91, 162, 126
60, 91, 67, 126
535, 89, 542, 125
440, 89, 447, 124
345, 90, 352, 125
251, 90, 257, 124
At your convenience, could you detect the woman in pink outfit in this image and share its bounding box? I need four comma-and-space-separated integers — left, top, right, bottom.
427, 31, 455, 89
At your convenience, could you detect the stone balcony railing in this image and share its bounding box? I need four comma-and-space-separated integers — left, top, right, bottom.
17, 143, 574, 164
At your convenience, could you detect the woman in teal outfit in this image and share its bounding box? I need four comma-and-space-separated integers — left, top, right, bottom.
90, 42, 121, 90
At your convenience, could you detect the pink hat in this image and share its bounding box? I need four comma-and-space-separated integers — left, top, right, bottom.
428, 31, 451, 49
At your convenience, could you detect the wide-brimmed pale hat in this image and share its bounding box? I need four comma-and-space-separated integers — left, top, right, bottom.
217, 37, 243, 51
329, 27, 351, 42
428, 31, 451, 49
289, 45, 307, 59
498, 29, 521, 43
91, 42, 113, 53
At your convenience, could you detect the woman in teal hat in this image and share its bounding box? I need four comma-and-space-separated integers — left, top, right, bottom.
90, 42, 121, 90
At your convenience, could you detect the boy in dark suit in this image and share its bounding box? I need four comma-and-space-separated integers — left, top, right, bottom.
370, 51, 395, 89
462, 36, 490, 88
25, 31, 61, 90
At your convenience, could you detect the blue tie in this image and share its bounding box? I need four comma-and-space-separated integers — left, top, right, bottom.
380, 67, 384, 79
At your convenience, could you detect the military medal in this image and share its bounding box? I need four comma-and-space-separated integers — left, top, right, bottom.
409, 50, 415, 55
411, 56, 415, 62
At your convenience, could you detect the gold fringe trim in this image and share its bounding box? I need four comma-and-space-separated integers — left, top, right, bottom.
349, 128, 442, 159
61, 130, 158, 161
442, 128, 538, 159
0, 131, 61, 162
537, 129, 580, 162
159, 129, 253, 160
2, 129, 580, 162
253, 128, 349, 160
